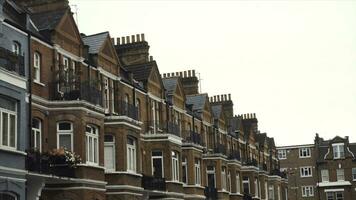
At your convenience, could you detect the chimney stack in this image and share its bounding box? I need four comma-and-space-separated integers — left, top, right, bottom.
141, 33, 145, 41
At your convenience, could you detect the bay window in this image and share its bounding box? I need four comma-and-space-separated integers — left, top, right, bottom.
172, 151, 179, 181
127, 136, 136, 172
195, 158, 201, 185
0, 96, 16, 150
31, 118, 41, 152
86, 125, 99, 165
152, 150, 163, 178
104, 134, 115, 172
57, 122, 73, 151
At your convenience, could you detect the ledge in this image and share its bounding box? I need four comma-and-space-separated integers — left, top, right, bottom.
317, 181, 351, 187
33, 80, 46, 87
0, 147, 27, 156
105, 171, 143, 177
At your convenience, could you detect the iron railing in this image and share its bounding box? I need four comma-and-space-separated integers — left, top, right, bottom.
0, 47, 24, 76
185, 131, 203, 145
116, 100, 138, 120
144, 121, 181, 137
142, 175, 166, 191
204, 187, 218, 200
228, 150, 241, 161
213, 144, 226, 155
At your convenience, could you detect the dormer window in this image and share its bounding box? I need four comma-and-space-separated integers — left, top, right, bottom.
332, 143, 345, 159
299, 147, 311, 158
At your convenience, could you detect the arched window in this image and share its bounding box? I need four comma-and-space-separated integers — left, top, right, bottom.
57, 122, 73, 151
31, 118, 42, 152
33, 52, 41, 82
104, 134, 115, 172
12, 41, 21, 55
86, 125, 99, 165
127, 136, 136, 172
135, 98, 141, 120
0, 193, 17, 200
171, 151, 179, 181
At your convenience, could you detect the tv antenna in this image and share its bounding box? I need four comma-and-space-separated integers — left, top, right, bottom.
70, 4, 79, 28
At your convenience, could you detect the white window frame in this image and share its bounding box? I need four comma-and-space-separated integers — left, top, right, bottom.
336, 169, 344, 181
172, 151, 179, 182
182, 157, 187, 184
86, 125, 99, 165
278, 149, 287, 160
207, 166, 216, 188
0, 103, 17, 150
352, 168, 356, 181
194, 158, 201, 185
152, 150, 164, 177
31, 118, 42, 152
57, 122, 73, 151
332, 143, 345, 159
277, 185, 281, 200
243, 176, 250, 194
227, 171, 231, 192
127, 137, 136, 173
104, 134, 115, 172
34, 52, 41, 82
268, 185, 274, 200
321, 169, 329, 182
104, 77, 110, 113
111, 80, 115, 113
299, 147, 311, 158
255, 178, 259, 197
236, 173, 241, 194
12, 41, 20, 55
221, 167, 227, 190
300, 166, 312, 177
302, 186, 314, 197
265, 182, 268, 200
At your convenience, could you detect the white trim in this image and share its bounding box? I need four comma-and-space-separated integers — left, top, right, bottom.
166, 180, 184, 185
148, 92, 164, 102
332, 143, 344, 146
76, 163, 105, 170
317, 181, 351, 187
324, 188, 344, 192
183, 194, 206, 199
54, 45, 84, 62
106, 192, 143, 196
183, 185, 205, 189
347, 147, 355, 158
0, 148, 27, 156
105, 115, 143, 125
0, 166, 27, 175
98, 66, 119, 80
106, 185, 144, 191
181, 146, 203, 153
71, 178, 107, 186
104, 121, 142, 130
0, 175, 26, 182
31, 36, 53, 49
142, 134, 182, 146
239, 138, 246, 144
277, 144, 314, 150
105, 171, 143, 177
43, 186, 106, 192
0, 68, 27, 89
3, 21, 28, 36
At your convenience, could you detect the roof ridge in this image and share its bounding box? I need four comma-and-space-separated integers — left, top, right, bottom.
82, 31, 109, 38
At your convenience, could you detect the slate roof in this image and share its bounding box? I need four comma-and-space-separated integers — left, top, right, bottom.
256, 133, 267, 146
82, 32, 109, 54
31, 9, 66, 31
124, 62, 156, 82
162, 77, 179, 95
211, 104, 222, 119
186, 94, 208, 112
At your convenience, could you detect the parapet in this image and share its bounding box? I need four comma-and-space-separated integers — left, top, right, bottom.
161, 70, 197, 79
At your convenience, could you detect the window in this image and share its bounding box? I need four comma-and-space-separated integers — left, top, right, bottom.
277, 186, 280, 200
336, 169, 344, 181
71, 61, 76, 78
0, 193, 17, 200
321, 169, 329, 182
221, 167, 227, 190
127, 137, 136, 172
327, 192, 344, 200
302, 186, 314, 197
172, 151, 179, 181
236, 173, 241, 194
227, 171, 231, 192
268, 185, 274, 200
124, 93, 129, 115
299, 147, 311, 158
33, 52, 41, 82
243, 176, 250, 194
12, 41, 20, 55
207, 166, 216, 188
254, 178, 259, 197
31, 118, 41, 152
278, 150, 287, 159
265, 182, 268, 200
326, 192, 334, 200
57, 122, 73, 151
333, 143, 345, 159
0, 97, 16, 149
104, 78, 109, 113
104, 134, 115, 172
152, 150, 163, 178
182, 157, 187, 184
136, 98, 140, 120
300, 166, 312, 177
194, 158, 201, 185
352, 168, 356, 180
86, 125, 99, 165
63, 56, 69, 81
336, 192, 344, 200
111, 80, 115, 113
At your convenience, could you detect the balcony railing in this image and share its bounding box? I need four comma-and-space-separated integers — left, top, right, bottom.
142, 175, 166, 191
245, 158, 258, 167
52, 78, 102, 106
271, 169, 287, 179
116, 100, 138, 120
204, 187, 218, 200
213, 144, 226, 155
185, 131, 203, 145
228, 150, 241, 161
0, 47, 24, 76
26, 150, 76, 178
243, 193, 253, 200
144, 121, 181, 137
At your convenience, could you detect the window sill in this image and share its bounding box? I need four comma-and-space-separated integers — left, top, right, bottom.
0, 147, 27, 156
105, 171, 143, 177
166, 180, 184, 185
33, 80, 45, 87
77, 163, 105, 170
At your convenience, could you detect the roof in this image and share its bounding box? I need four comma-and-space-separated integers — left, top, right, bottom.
82, 32, 109, 54
124, 62, 155, 82
162, 77, 179, 95
186, 94, 208, 112
30, 9, 67, 31
256, 133, 267, 146
211, 104, 222, 119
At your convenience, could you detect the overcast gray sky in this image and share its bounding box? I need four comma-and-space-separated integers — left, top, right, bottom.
69, 0, 356, 146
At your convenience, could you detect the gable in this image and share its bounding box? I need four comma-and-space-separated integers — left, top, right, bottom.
99, 35, 120, 65
147, 64, 164, 97
173, 80, 185, 101
55, 11, 82, 44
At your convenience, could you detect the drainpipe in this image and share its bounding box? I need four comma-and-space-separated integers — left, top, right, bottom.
26, 22, 32, 200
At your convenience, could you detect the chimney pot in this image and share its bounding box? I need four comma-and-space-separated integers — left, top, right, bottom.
131, 35, 135, 43
141, 33, 145, 41
171, 72, 174, 77
188, 70, 191, 77
116, 37, 120, 45
126, 36, 130, 43
224, 94, 227, 101
192, 70, 196, 77
214, 96, 216, 102
176, 72, 179, 76
221, 94, 224, 101
179, 72, 183, 77
184, 71, 187, 78
228, 94, 231, 100
217, 96, 220, 101
121, 37, 126, 44
163, 73, 166, 78
110, 38, 114, 44
149, 56, 153, 61
167, 73, 170, 77
136, 34, 140, 42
